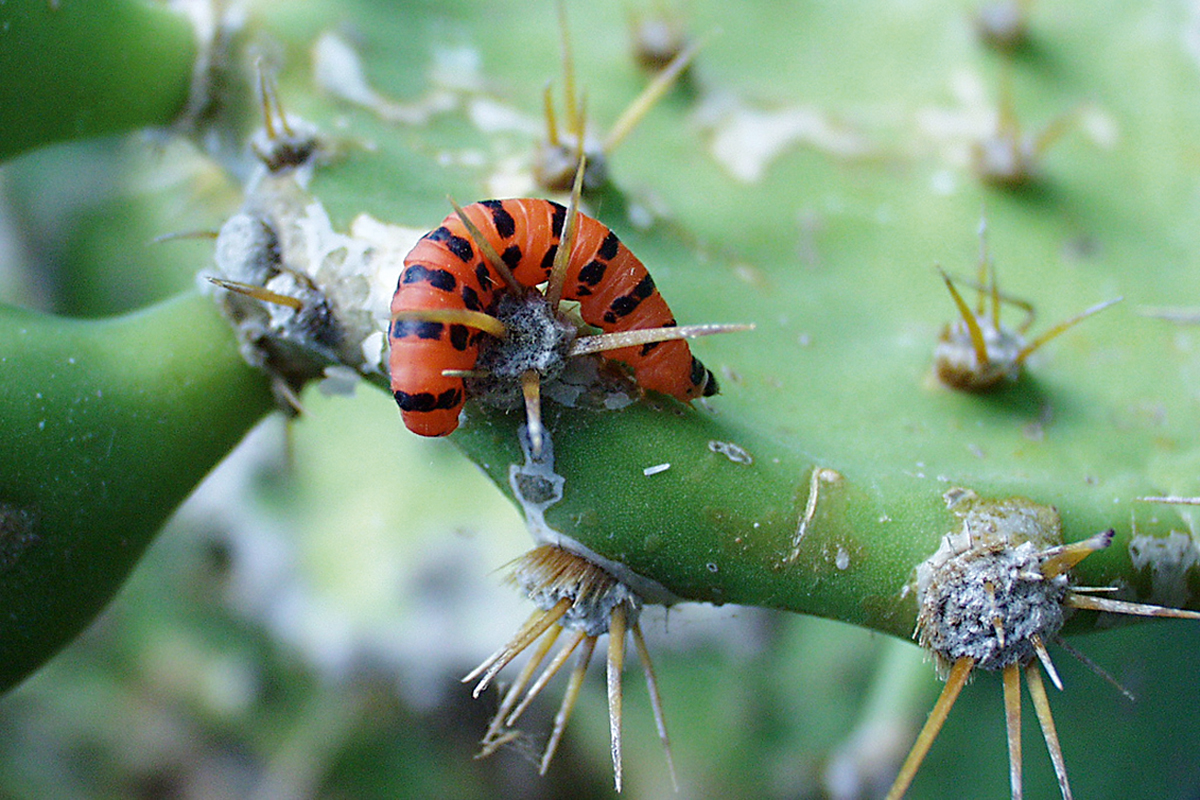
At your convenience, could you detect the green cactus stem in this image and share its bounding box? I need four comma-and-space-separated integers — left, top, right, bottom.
0, 291, 273, 691
0, 0, 199, 161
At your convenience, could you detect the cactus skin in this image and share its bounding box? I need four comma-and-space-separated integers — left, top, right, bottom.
0, 0, 197, 161
0, 294, 273, 691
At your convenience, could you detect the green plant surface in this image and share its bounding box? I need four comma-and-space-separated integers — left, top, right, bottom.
0, 0, 197, 161
4, 0, 1200, 797
0, 293, 273, 689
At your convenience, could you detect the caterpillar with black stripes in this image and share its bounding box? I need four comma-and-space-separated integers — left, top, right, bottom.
388, 167, 743, 449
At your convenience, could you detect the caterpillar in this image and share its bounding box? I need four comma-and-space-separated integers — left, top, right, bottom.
389, 183, 736, 443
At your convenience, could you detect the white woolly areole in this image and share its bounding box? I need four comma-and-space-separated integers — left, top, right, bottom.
915, 488, 1069, 674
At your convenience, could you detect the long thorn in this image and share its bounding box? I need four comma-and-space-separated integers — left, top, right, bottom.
1015, 297, 1122, 364
474, 729, 521, 760
539, 635, 597, 776
208, 277, 305, 311
941, 271, 1036, 330
632, 620, 678, 791
508, 629, 588, 727
568, 322, 754, 357
442, 368, 491, 379
256, 57, 294, 139
392, 307, 508, 339
521, 369, 544, 459
1039, 529, 1113, 578
464, 598, 571, 694
1054, 637, 1135, 702
480, 624, 564, 747
544, 155, 587, 310
557, 0, 578, 140
1136, 494, 1200, 504
1064, 592, 1200, 620
575, 94, 589, 156
1003, 663, 1023, 800
1135, 308, 1200, 324
152, 229, 219, 243
1031, 634, 1063, 691
1025, 661, 1073, 800
975, 214, 991, 319
988, 259, 1002, 332
543, 80, 560, 147
939, 267, 991, 370
608, 605, 628, 793
257, 58, 279, 139
885, 655, 975, 800
1031, 106, 1082, 160
603, 35, 704, 153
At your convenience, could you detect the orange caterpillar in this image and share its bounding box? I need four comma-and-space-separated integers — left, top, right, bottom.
389, 197, 721, 438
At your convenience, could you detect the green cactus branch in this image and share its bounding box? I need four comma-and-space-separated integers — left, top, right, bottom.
0, 291, 273, 691
0, 0, 198, 161
453, 389, 1200, 643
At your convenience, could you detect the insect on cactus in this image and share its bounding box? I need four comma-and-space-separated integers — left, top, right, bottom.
933, 217, 1120, 392
387, 156, 750, 456
11, 1, 1200, 798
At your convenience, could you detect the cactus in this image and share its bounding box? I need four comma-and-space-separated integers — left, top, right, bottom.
3, 0, 1200, 797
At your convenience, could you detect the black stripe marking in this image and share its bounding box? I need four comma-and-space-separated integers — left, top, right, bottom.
549, 202, 566, 238
691, 357, 719, 396
639, 320, 673, 356
428, 225, 475, 262
475, 263, 495, 292
447, 234, 473, 262
540, 245, 558, 276
482, 199, 516, 239
502, 244, 522, 271
402, 264, 457, 291
449, 324, 470, 351
461, 285, 482, 311
391, 320, 444, 340
394, 387, 463, 413
602, 274, 657, 323
578, 259, 607, 286
598, 230, 620, 260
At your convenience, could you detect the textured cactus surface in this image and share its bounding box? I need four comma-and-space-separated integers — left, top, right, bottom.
2, 0, 1200, 797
